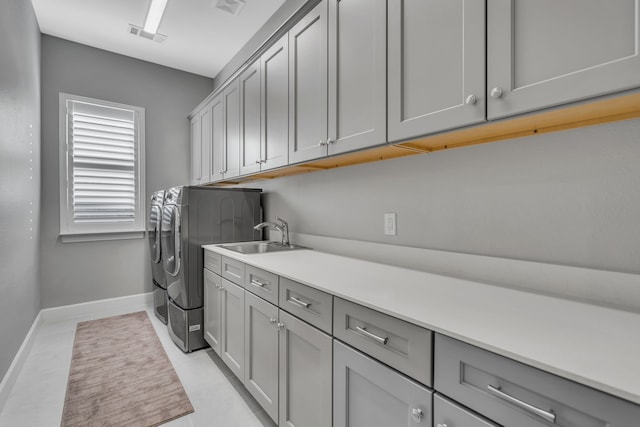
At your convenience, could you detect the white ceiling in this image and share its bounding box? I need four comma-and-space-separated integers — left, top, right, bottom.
30, 0, 285, 78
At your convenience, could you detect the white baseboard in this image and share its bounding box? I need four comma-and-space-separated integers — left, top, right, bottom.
0, 292, 153, 413
0, 311, 42, 413
40, 292, 153, 323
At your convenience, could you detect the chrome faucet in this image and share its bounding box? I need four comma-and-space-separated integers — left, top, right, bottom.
254, 218, 289, 246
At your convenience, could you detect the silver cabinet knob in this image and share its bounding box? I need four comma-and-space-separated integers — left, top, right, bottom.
276, 322, 285, 330
490, 87, 504, 98
327, 138, 335, 144
318, 140, 327, 146
465, 94, 477, 105
269, 318, 277, 324
411, 408, 423, 422
255, 160, 261, 164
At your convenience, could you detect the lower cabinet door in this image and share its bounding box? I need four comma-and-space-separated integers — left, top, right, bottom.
333, 340, 433, 427
221, 278, 245, 381
203, 269, 222, 355
244, 292, 279, 423
279, 310, 332, 427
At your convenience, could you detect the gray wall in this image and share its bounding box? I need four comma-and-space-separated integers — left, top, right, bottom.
260, 118, 640, 274
40, 36, 213, 308
0, 1, 41, 380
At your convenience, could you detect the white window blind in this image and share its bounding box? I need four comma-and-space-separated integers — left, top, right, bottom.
60, 93, 145, 241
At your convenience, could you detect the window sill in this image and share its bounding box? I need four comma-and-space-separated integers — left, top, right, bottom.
59, 230, 146, 243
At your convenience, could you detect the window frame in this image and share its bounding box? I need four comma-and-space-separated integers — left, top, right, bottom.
58, 93, 146, 243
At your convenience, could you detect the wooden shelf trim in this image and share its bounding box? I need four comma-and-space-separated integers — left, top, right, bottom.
207, 92, 640, 186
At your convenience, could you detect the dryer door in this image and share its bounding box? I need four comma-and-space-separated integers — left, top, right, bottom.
162, 204, 181, 277
148, 204, 162, 264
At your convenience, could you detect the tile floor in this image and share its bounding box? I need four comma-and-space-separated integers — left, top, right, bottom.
0, 303, 276, 427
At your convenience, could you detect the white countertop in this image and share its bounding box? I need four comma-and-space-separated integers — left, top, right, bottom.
203, 243, 640, 406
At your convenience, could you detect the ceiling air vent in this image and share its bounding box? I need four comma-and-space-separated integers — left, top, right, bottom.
128, 24, 167, 43
216, 0, 246, 15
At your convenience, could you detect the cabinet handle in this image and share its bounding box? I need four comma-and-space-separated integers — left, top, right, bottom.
327, 138, 335, 144
437, 424, 448, 427
250, 279, 266, 288
487, 385, 556, 424
269, 318, 277, 324
276, 322, 285, 330
288, 295, 311, 308
318, 140, 327, 146
255, 160, 261, 164
411, 408, 423, 422
465, 94, 477, 105
490, 87, 504, 98
355, 326, 388, 345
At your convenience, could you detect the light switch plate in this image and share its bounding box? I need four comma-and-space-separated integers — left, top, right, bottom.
384, 213, 396, 235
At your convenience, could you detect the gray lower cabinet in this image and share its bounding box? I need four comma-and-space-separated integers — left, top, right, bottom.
288, 0, 329, 164
327, 0, 386, 155
487, 0, 640, 119
221, 278, 245, 381
244, 292, 279, 423
203, 268, 222, 355
333, 340, 433, 427
388, 0, 486, 143
279, 310, 332, 427
433, 394, 498, 427
435, 333, 640, 427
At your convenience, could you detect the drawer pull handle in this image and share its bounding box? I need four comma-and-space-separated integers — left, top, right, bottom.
355, 326, 388, 345
250, 279, 266, 288
289, 296, 311, 308
487, 385, 556, 424
411, 408, 423, 422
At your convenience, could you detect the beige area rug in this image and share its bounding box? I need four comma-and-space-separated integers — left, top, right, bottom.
61, 311, 194, 427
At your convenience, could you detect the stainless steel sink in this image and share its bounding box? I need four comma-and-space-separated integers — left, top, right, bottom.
221, 241, 308, 254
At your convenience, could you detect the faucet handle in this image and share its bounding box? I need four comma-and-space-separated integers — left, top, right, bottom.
276, 217, 288, 228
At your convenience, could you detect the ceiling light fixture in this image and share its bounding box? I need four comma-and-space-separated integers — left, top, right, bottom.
143, 0, 169, 34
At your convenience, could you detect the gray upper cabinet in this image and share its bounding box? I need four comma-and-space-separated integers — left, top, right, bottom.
199, 106, 211, 184
488, 0, 640, 120
244, 292, 279, 424
240, 62, 262, 176
210, 94, 225, 182
288, 0, 329, 164
327, 0, 386, 155
388, 0, 486, 143
190, 113, 202, 185
279, 309, 332, 427
203, 268, 222, 355
261, 34, 289, 171
221, 278, 245, 381
223, 78, 241, 179
334, 340, 433, 427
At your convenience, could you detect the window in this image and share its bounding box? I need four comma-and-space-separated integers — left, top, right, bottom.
59, 93, 145, 242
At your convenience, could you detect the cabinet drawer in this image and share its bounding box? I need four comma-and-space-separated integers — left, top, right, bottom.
244, 265, 279, 305
221, 256, 244, 286
333, 297, 432, 386
434, 334, 640, 427
204, 250, 222, 275
279, 277, 333, 334
434, 394, 498, 427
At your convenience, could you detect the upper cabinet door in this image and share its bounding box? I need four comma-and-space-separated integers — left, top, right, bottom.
488, 0, 640, 120
224, 79, 241, 179
190, 114, 201, 185
388, 0, 486, 143
261, 35, 289, 171
210, 95, 225, 182
288, 0, 329, 164
240, 62, 262, 176
200, 106, 212, 184
328, 0, 386, 155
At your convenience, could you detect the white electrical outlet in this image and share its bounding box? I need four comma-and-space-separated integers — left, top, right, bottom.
384, 213, 397, 235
